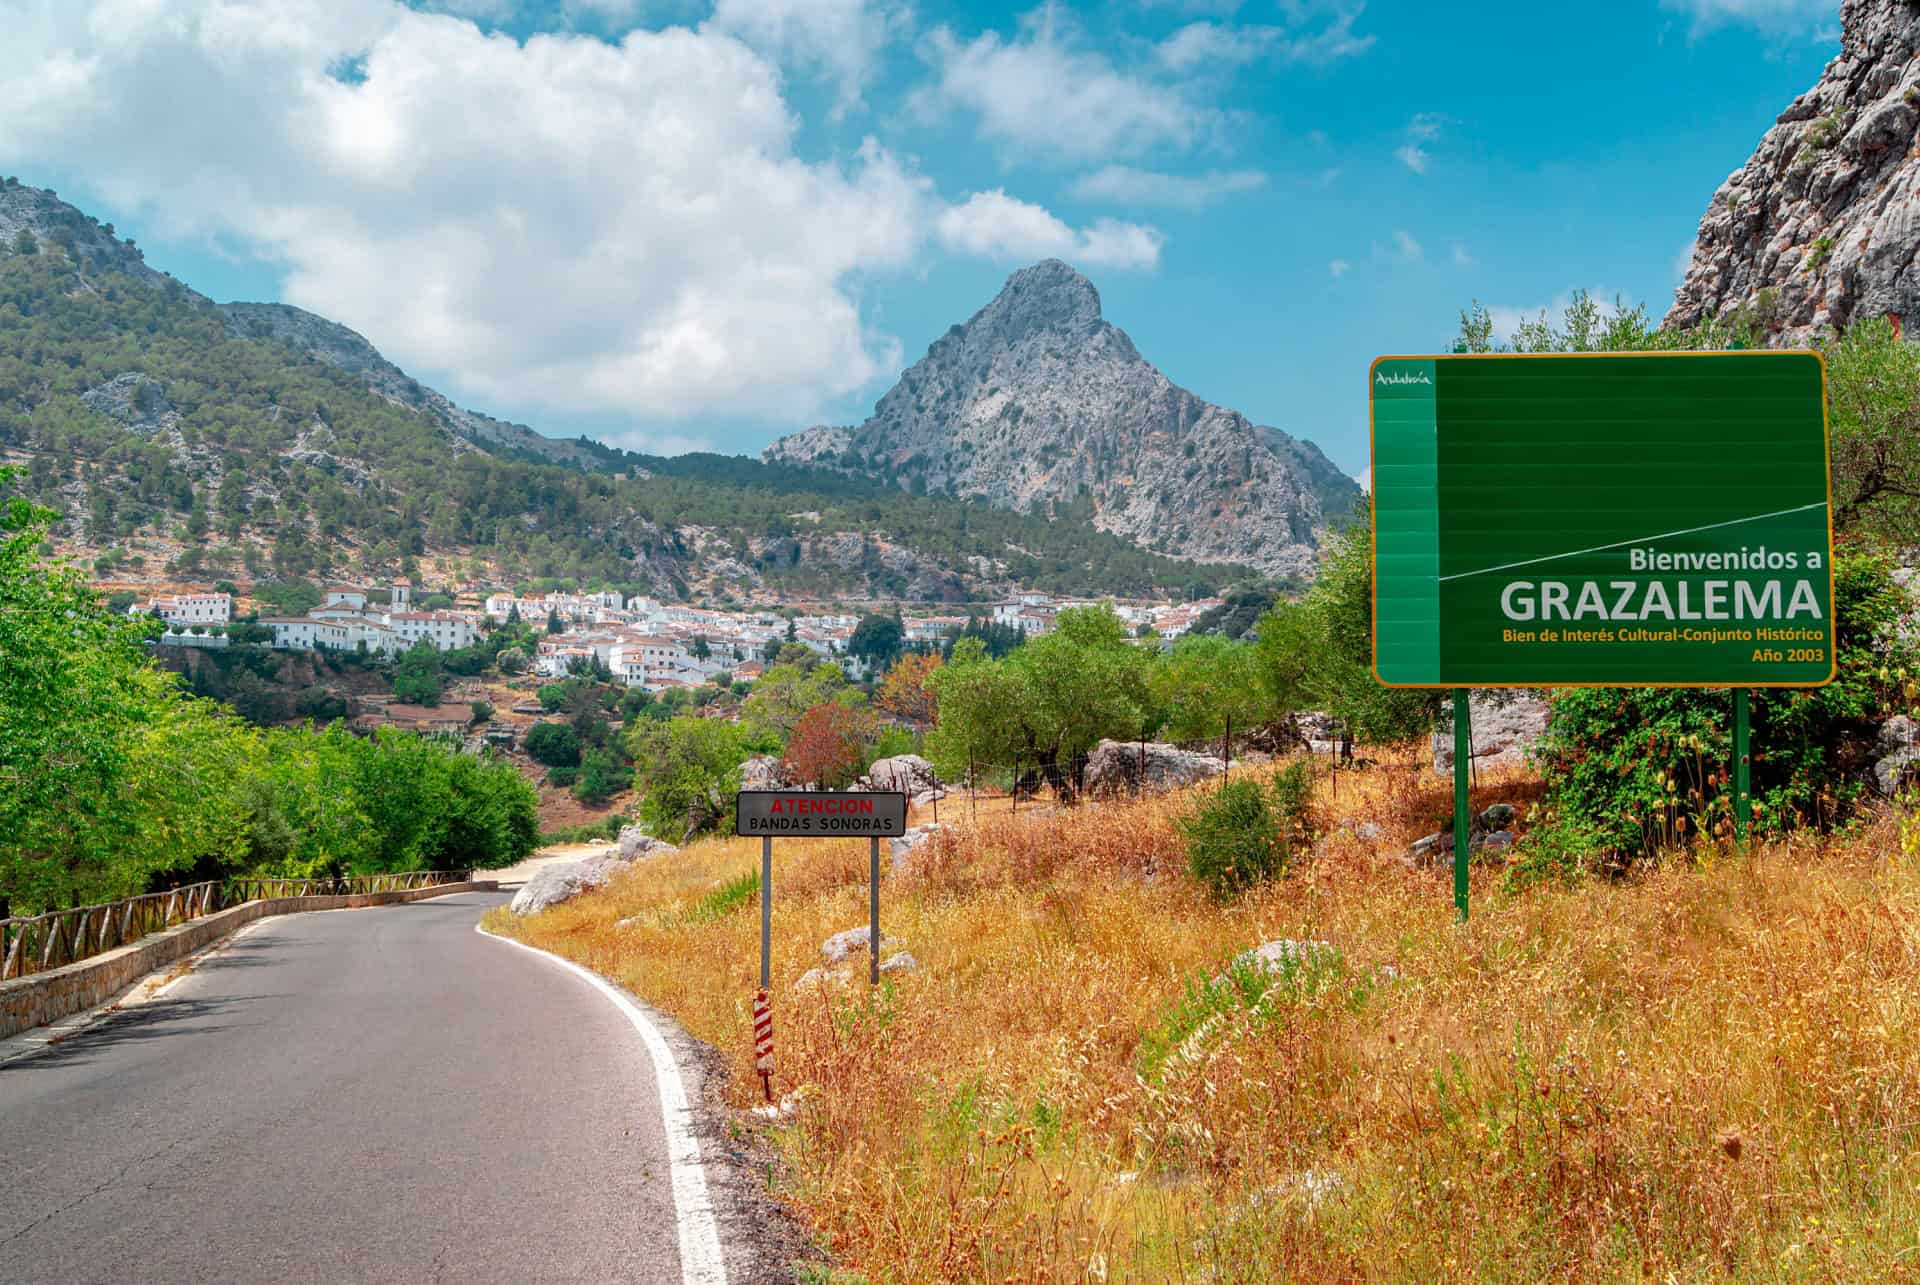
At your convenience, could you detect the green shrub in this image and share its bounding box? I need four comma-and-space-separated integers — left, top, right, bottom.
546, 765, 579, 788
1525, 547, 1915, 869
1178, 761, 1315, 899
524, 720, 582, 767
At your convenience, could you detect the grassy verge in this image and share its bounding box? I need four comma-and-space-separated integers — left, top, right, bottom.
488, 749, 1920, 1281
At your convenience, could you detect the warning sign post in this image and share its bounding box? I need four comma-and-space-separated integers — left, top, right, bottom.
738, 790, 909, 1088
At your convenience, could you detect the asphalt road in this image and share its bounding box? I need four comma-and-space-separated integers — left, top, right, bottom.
0, 891, 692, 1284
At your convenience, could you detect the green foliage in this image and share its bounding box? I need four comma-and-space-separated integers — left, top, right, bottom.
1823, 317, 1920, 541
849, 612, 905, 668
546, 765, 579, 788
689, 868, 760, 923
1526, 548, 1914, 867
1253, 524, 1439, 742
523, 721, 582, 768
1136, 944, 1346, 1084
627, 716, 746, 843
1149, 633, 1266, 742
469, 700, 494, 725
391, 640, 442, 706
254, 579, 322, 617
573, 746, 632, 805
1178, 763, 1316, 900
741, 661, 855, 747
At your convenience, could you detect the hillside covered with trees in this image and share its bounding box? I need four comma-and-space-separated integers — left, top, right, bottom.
0, 176, 1237, 603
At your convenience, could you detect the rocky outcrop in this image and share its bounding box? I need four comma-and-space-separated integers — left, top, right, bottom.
1083, 739, 1227, 797
1432, 692, 1551, 775
765, 260, 1359, 577
888, 823, 947, 874
1872, 714, 1920, 795
617, 826, 679, 861
509, 852, 628, 915
740, 755, 791, 791
1668, 0, 1920, 341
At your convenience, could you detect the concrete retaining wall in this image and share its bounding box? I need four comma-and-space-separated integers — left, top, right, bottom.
0, 881, 498, 1040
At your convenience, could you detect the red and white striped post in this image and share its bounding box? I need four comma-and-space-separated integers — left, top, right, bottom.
752, 987, 774, 1100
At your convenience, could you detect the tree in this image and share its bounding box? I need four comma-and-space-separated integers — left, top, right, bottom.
689, 634, 711, 661
627, 716, 746, 842
924, 638, 1026, 786
547, 608, 563, 635
849, 612, 905, 669
523, 721, 582, 767
1822, 318, 1920, 540
469, 700, 494, 726
782, 702, 875, 789
1149, 634, 1266, 743
392, 640, 443, 707
1003, 605, 1152, 796
741, 661, 856, 747
573, 747, 632, 806
496, 646, 529, 675
876, 652, 942, 725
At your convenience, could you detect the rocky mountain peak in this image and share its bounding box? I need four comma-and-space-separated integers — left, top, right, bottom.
765, 261, 1358, 577
982, 258, 1108, 342
1667, 0, 1920, 340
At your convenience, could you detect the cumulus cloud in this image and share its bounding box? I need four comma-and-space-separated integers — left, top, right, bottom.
0, 2, 958, 424
915, 9, 1211, 160
706, 0, 910, 112
1069, 165, 1265, 209
1393, 230, 1422, 261
1328, 258, 1350, 278
1156, 22, 1282, 71
937, 190, 1164, 269
1485, 289, 1629, 344
1451, 241, 1473, 267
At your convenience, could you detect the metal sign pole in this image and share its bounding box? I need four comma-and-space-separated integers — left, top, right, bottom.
759, 835, 772, 990
1453, 689, 1471, 922
868, 836, 881, 987
1733, 688, 1751, 845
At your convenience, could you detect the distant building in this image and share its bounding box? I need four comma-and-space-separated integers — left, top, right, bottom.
131, 591, 232, 626
265, 582, 481, 657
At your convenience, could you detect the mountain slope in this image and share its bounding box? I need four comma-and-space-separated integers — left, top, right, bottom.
0, 177, 1235, 601
1667, 0, 1920, 341
766, 260, 1360, 577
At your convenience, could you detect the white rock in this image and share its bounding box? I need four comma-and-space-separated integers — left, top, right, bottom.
889, 823, 947, 874
821, 926, 899, 964
1432, 691, 1550, 774
617, 825, 679, 861
879, 952, 917, 974
864, 754, 940, 796
509, 854, 627, 915
1236, 939, 1334, 975
1083, 739, 1227, 797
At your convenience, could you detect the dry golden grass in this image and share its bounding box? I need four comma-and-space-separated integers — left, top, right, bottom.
490, 750, 1920, 1282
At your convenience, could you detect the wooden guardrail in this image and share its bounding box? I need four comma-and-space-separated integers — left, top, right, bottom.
0, 871, 470, 981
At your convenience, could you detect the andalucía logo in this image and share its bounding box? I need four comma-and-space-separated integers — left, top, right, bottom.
1376, 368, 1433, 386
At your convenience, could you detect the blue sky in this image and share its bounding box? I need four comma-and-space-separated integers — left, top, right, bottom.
0, 0, 1843, 482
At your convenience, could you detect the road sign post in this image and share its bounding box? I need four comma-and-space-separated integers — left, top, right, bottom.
1370, 351, 1835, 917
1734, 688, 1752, 844
1453, 690, 1470, 921
735, 791, 909, 1076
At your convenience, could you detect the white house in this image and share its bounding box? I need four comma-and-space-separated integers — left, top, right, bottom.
390, 612, 480, 651
132, 592, 232, 626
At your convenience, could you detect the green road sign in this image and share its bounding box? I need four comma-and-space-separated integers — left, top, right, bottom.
1370, 351, 1834, 689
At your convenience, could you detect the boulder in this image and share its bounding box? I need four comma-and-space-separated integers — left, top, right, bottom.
1478, 802, 1518, 830
1873, 714, 1920, 796
617, 825, 680, 861
740, 755, 790, 791
879, 952, 917, 974
889, 823, 947, 874
821, 926, 900, 965
863, 754, 940, 796
1432, 692, 1550, 774
1083, 739, 1227, 797
509, 853, 627, 915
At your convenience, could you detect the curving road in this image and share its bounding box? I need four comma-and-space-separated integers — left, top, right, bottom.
0, 891, 707, 1284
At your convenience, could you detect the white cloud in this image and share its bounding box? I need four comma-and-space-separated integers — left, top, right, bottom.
1328, 258, 1350, 278
937, 190, 1164, 269
0, 1, 946, 425
1451, 241, 1472, 267
1393, 230, 1422, 261
1156, 21, 1281, 71
1069, 165, 1266, 209
915, 9, 1212, 160
917, 5, 1369, 161
1396, 111, 1444, 174
706, 0, 910, 112
1659, 0, 1836, 36
1354, 463, 1370, 492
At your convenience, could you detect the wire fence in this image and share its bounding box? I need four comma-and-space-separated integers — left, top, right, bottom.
0, 870, 472, 982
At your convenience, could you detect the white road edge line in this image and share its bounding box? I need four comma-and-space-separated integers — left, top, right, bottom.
475, 923, 728, 1285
